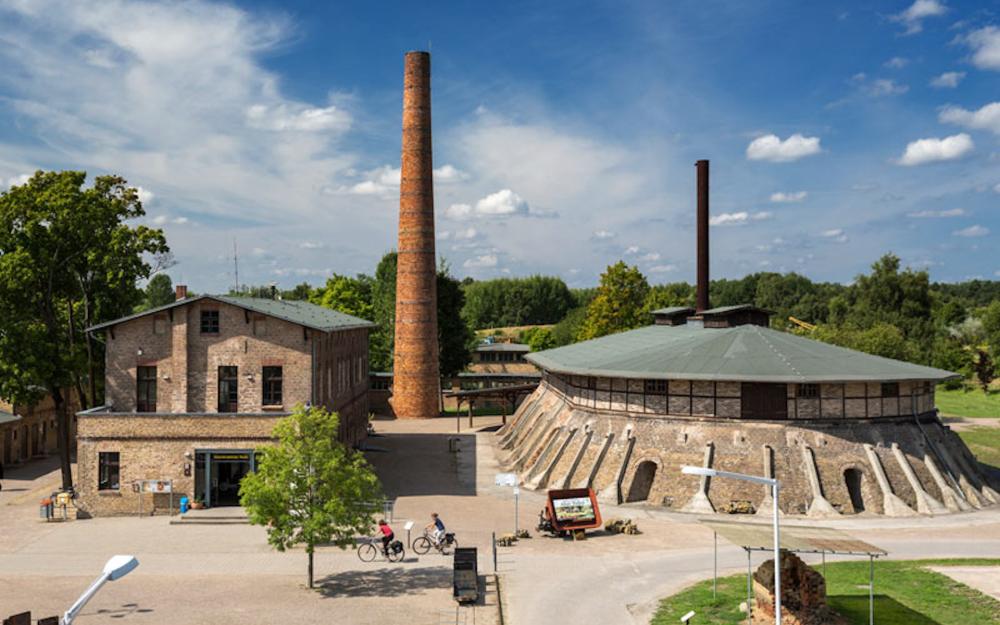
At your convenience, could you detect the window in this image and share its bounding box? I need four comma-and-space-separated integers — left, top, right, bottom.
98, 452, 120, 491
253, 316, 267, 337
263, 366, 283, 406
137, 366, 157, 412
153, 315, 167, 335
797, 383, 819, 399
644, 380, 667, 394
218, 366, 238, 412
200, 309, 220, 334
881, 382, 899, 397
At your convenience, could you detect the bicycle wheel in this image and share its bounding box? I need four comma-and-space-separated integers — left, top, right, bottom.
388, 544, 405, 563
412, 536, 432, 555
358, 543, 378, 563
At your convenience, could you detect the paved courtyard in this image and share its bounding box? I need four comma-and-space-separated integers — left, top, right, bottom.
3, 415, 1000, 624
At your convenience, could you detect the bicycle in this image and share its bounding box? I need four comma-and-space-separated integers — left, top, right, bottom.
357, 535, 405, 563
412, 530, 457, 556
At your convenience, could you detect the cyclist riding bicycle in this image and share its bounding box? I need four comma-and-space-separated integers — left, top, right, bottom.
425, 512, 445, 545
377, 519, 395, 555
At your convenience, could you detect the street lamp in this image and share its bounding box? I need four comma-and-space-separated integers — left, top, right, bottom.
681, 466, 782, 625
62, 555, 139, 625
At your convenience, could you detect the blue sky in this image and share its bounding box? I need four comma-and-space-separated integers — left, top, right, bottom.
0, 0, 998, 291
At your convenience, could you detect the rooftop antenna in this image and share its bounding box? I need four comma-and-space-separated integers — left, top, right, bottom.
233, 238, 240, 294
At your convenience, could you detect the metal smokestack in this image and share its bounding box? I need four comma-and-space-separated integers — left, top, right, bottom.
392, 51, 440, 419
695, 159, 710, 312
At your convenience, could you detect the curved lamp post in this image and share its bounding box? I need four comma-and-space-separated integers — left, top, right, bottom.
681, 466, 781, 625
62, 555, 139, 625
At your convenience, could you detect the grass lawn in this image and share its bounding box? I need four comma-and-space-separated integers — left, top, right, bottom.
652, 558, 1000, 625
959, 428, 1000, 470
936, 387, 1000, 418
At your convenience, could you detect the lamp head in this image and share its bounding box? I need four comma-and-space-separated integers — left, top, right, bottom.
103, 555, 139, 581
681, 465, 717, 478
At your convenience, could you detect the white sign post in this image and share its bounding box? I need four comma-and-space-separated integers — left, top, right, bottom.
495, 473, 520, 535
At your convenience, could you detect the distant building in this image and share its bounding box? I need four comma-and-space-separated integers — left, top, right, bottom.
470, 343, 535, 375
1, 394, 80, 467
76, 287, 373, 516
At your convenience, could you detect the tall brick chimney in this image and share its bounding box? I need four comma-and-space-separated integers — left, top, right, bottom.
695, 160, 710, 312
391, 51, 440, 419
175, 284, 188, 301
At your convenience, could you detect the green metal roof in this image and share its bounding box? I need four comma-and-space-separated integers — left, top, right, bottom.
525, 324, 959, 383
87, 295, 375, 334
477, 342, 531, 352
651, 307, 693, 316
700, 304, 773, 315
0, 410, 20, 426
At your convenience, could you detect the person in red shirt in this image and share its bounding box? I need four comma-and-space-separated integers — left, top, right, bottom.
377, 519, 394, 555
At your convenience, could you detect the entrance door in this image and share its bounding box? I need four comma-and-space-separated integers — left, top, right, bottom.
194, 450, 255, 507
741, 383, 789, 419
626, 461, 658, 503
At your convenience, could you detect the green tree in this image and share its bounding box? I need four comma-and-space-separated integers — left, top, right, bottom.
461, 276, 575, 329
949, 318, 996, 392
139, 273, 175, 311
0, 171, 167, 489
644, 282, 695, 315
551, 306, 587, 347
437, 262, 475, 377
519, 326, 555, 351
240, 406, 382, 589
811, 323, 913, 361
282, 282, 314, 301
578, 262, 650, 340
370, 252, 397, 372
311, 274, 374, 320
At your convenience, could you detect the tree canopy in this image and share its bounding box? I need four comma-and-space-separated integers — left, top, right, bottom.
0, 171, 168, 488
577, 261, 651, 341
240, 405, 382, 588
461, 275, 575, 329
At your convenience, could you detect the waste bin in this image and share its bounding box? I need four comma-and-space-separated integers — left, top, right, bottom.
453, 547, 479, 603
180, 497, 190, 514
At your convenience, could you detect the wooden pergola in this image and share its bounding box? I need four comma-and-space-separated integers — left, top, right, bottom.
443, 382, 539, 431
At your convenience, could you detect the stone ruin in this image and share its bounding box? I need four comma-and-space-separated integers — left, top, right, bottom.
751, 550, 847, 625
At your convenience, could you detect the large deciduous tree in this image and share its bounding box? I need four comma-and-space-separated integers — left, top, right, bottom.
0, 171, 167, 489
139, 273, 175, 311
578, 261, 650, 340
437, 262, 475, 377
240, 406, 382, 589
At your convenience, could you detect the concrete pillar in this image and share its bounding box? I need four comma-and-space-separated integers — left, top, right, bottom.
528, 427, 577, 489
922, 453, 971, 512
560, 426, 594, 489
756, 445, 783, 517
800, 445, 839, 517
863, 444, 918, 517
598, 427, 635, 505
681, 442, 716, 513
391, 51, 440, 419
933, 438, 987, 508
576, 431, 614, 490
523, 427, 564, 478
891, 443, 948, 515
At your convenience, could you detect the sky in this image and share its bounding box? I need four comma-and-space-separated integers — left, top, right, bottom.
0, 0, 998, 292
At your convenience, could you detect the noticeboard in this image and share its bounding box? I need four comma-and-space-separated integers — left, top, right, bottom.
546, 488, 602, 531
141, 480, 173, 494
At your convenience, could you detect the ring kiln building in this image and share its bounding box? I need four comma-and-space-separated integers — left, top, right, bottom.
497, 161, 998, 517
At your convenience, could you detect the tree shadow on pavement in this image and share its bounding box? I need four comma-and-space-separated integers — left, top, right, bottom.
316, 566, 451, 598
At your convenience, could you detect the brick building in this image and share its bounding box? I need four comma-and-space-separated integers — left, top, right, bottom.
76, 289, 373, 516
1, 394, 80, 467
497, 305, 1000, 517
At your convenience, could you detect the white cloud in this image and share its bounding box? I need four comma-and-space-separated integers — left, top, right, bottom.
152, 215, 167, 226
964, 26, 1000, 71
648, 264, 677, 273
5, 173, 31, 188
770, 191, 807, 203
939, 102, 1000, 136
884, 56, 909, 69
892, 0, 946, 35
299, 241, 325, 249
897, 133, 973, 166
746, 133, 821, 162
591, 229, 616, 240
475, 188, 529, 216
245, 103, 351, 133
953, 224, 989, 237
135, 186, 154, 205
434, 164, 469, 183
152, 214, 188, 226
463, 253, 498, 268
929, 71, 965, 88
444, 203, 472, 220
868, 78, 909, 96
821, 229, 849, 243
638, 252, 661, 261
709, 211, 772, 226
906, 208, 966, 218
624, 245, 640, 255
995, 183, 1000, 194
454, 227, 479, 240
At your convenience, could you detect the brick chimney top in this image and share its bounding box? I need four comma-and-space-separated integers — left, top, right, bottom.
175, 285, 188, 301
